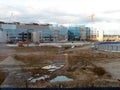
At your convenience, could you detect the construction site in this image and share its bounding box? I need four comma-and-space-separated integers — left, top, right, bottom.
0, 42, 120, 88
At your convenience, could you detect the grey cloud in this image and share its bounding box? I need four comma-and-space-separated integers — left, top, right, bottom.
1, 3, 120, 25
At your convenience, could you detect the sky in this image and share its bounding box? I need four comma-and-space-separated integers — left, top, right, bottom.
0, 0, 120, 34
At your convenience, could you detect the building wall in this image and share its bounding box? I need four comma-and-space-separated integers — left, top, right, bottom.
80, 26, 86, 40
1, 24, 16, 30
32, 32, 40, 42
16, 24, 49, 30
0, 31, 7, 43
97, 30, 104, 41
53, 30, 59, 41
86, 27, 90, 40
0, 23, 92, 43
68, 27, 80, 41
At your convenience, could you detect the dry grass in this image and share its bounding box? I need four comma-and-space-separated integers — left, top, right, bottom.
14, 46, 61, 53
66, 54, 107, 77
65, 50, 120, 61
14, 54, 59, 66
13, 45, 117, 87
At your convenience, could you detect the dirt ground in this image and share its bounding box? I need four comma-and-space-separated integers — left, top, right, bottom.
0, 44, 120, 88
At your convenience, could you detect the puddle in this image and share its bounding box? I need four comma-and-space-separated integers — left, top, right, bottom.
50, 76, 73, 83
42, 64, 64, 72
28, 75, 49, 83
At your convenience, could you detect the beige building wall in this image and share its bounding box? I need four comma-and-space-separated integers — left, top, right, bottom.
32, 32, 40, 42
97, 30, 104, 41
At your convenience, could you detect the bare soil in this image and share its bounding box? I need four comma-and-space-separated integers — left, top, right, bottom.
1, 44, 120, 87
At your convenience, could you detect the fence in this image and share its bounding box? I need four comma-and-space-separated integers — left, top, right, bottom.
97, 42, 120, 52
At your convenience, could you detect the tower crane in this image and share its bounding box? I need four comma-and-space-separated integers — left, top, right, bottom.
88, 14, 95, 40
88, 14, 95, 24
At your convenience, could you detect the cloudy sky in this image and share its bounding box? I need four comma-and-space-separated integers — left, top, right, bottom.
0, 0, 120, 34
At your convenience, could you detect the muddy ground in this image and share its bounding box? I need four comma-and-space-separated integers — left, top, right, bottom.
0, 44, 120, 88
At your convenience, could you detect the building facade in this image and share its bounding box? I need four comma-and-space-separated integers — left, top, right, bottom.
0, 22, 92, 43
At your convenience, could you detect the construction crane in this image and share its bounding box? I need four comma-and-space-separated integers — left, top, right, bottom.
88, 14, 95, 24
87, 14, 95, 40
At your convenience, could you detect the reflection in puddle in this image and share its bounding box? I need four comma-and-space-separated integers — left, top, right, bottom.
50, 76, 73, 83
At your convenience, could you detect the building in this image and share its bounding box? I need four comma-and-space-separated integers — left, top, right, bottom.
96, 30, 104, 42
0, 22, 92, 43
50, 25, 68, 42
0, 22, 50, 43
68, 26, 80, 41
80, 26, 87, 41
103, 35, 120, 41
67, 26, 91, 41
86, 27, 91, 41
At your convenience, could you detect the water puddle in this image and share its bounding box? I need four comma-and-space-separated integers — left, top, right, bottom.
28, 75, 49, 83
50, 76, 73, 83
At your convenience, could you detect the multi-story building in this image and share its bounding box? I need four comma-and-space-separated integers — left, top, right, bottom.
67, 26, 91, 41
68, 26, 80, 41
0, 22, 92, 43
0, 22, 50, 43
50, 25, 68, 42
